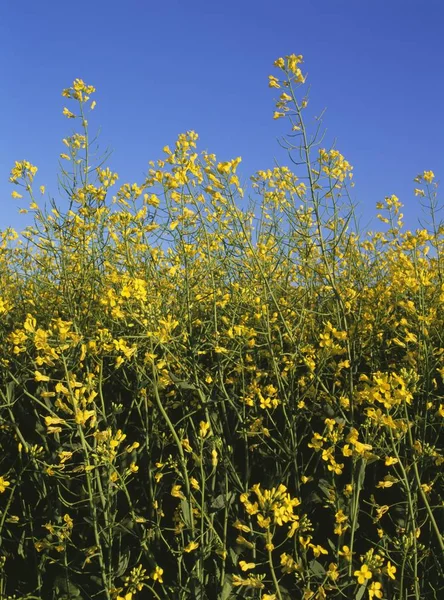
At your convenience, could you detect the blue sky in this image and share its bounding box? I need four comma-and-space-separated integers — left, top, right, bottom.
1, 0, 443, 235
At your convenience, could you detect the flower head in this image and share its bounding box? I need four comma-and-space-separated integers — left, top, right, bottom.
354, 564, 372, 584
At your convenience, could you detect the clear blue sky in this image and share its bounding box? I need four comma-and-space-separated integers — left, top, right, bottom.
1, 0, 443, 234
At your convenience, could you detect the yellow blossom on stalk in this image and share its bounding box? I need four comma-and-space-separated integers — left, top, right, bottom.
171, 484, 185, 499
11, 191, 22, 199
376, 477, 397, 489
327, 563, 339, 581
423, 170, 435, 183
45, 416, 66, 428
385, 561, 397, 580
239, 560, 255, 571
287, 519, 300, 538
232, 574, 265, 589
335, 509, 348, 524
0, 476, 11, 493
374, 505, 389, 522
368, 582, 383, 599
299, 536, 312, 548
257, 514, 271, 529
339, 545, 352, 561
233, 520, 250, 533
9, 160, 38, 183
354, 564, 372, 584
280, 552, 300, 574
125, 441, 140, 453
184, 540, 199, 553
310, 544, 328, 558
75, 409, 96, 427
236, 535, 254, 549
58, 451, 73, 464
34, 371, 50, 382
24, 314, 36, 332
268, 75, 281, 89
199, 420, 211, 438
62, 107, 76, 119
190, 477, 200, 490
421, 482, 433, 494
181, 438, 193, 452
150, 565, 163, 583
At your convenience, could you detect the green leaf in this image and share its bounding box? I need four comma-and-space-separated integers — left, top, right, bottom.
309, 559, 326, 577
326, 537, 336, 553
115, 549, 131, 578
221, 575, 233, 600
180, 498, 192, 528
211, 491, 233, 510
356, 584, 367, 600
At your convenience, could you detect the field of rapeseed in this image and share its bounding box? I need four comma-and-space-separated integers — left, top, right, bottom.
1, 54, 443, 600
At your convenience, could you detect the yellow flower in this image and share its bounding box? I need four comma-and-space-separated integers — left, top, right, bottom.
338, 545, 352, 561
74, 409, 96, 428
62, 107, 76, 119
181, 438, 193, 452
257, 513, 271, 529
0, 476, 11, 493
239, 560, 255, 571
233, 520, 250, 533
368, 581, 383, 599
34, 371, 50, 382
236, 535, 254, 549
354, 564, 372, 584
376, 479, 396, 489
421, 482, 433, 494
385, 456, 398, 466
11, 191, 23, 199
386, 560, 396, 580
150, 565, 163, 583
335, 510, 348, 524
310, 544, 328, 558
184, 540, 199, 553
299, 536, 312, 548
199, 420, 210, 438
45, 416, 66, 427
171, 484, 185, 499
327, 563, 339, 581
423, 170, 435, 183
268, 75, 281, 89
190, 477, 200, 490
